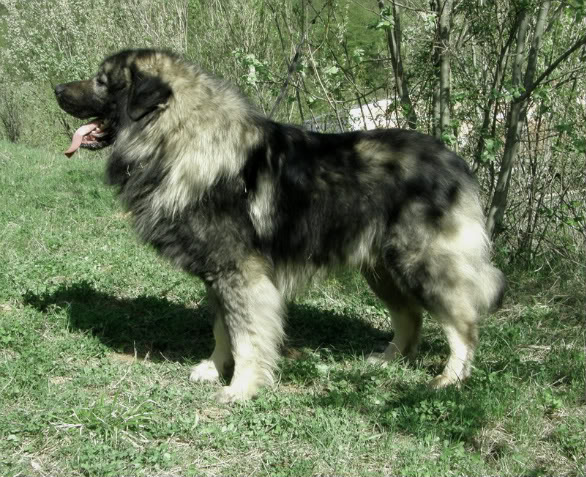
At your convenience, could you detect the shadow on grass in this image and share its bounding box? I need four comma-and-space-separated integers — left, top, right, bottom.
312, 364, 493, 442
286, 302, 391, 357
24, 281, 498, 442
23, 281, 213, 362
23, 280, 392, 363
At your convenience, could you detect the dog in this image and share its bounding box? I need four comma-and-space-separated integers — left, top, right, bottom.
55, 49, 505, 402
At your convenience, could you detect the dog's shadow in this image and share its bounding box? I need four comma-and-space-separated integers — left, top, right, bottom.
23, 280, 391, 363
24, 282, 492, 441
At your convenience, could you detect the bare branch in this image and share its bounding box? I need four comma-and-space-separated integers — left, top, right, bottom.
515, 34, 586, 104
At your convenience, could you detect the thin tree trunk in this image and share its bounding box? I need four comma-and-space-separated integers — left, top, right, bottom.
432, 81, 441, 138
431, 0, 452, 139
438, 0, 452, 138
487, 2, 550, 238
473, 13, 519, 170
378, 0, 417, 129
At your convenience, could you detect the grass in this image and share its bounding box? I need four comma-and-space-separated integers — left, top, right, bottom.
0, 139, 584, 476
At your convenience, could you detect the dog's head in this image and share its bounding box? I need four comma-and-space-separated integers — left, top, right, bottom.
55, 49, 173, 157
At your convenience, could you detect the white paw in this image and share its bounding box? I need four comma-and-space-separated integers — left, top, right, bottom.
368, 342, 405, 364
429, 373, 462, 389
367, 352, 389, 366
189, 360, 220, 383
215, 386, 254, 404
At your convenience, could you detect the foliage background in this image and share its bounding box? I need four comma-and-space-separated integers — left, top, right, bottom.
1, 0, 584, 268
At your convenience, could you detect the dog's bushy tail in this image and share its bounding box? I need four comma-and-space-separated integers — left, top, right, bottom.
478, 264, 506, 314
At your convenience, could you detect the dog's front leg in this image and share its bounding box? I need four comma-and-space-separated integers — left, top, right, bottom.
207, 257, 285, 403
189, 292, 233, 384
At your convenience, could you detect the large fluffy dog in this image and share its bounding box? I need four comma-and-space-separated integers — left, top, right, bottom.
55, 49, 505, 402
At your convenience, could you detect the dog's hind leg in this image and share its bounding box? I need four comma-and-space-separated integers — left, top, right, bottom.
429, 304, 479, 388
363, 268, 423, 363
209, 256, 285, 403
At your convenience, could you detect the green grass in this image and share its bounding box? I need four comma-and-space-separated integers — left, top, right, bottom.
0, 140, 584, 476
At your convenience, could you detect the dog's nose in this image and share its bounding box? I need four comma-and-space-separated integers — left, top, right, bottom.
54, 84, 65, 97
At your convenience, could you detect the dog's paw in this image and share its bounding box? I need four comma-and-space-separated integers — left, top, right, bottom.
366, 352, 389, 366
429, 373, 462, 389
367, 342, 405, 365
189, 360, 220, 383
214, 386, 254, 404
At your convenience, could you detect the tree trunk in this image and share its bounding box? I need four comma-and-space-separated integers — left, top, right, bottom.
438, 0, 452, 138
431, 0, 452, 140
432, 81, 441, 138
486, 2, 550, 238
473, 13, 519, 170
378, 0, 417, 129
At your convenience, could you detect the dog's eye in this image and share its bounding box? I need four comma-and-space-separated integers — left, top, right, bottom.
96, 77, 107, 87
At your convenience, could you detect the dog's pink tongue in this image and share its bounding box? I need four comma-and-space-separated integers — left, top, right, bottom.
64, 121, 101, 157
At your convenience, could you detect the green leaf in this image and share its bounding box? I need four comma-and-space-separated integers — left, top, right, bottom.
375, 19, 393, 30
324, 65, 339, 76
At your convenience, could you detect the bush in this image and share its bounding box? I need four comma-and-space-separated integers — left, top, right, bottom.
0, 85, 24, 143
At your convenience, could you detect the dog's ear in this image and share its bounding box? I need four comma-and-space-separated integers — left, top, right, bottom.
127, 66, 172, 121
